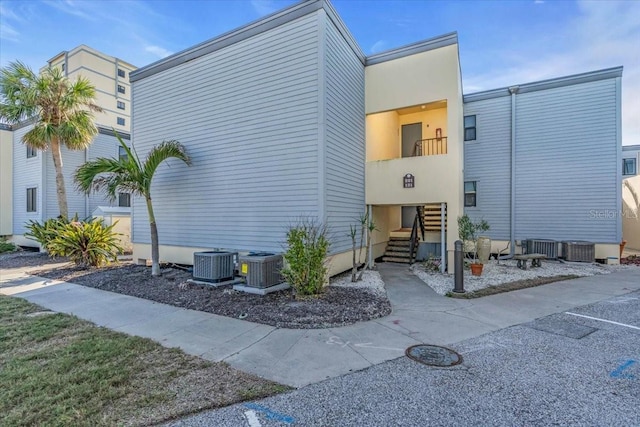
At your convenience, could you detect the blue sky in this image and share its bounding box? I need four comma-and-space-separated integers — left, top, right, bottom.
1, 0, 638, 144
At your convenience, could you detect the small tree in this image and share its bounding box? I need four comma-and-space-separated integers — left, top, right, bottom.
281, 218, 330, 297
457, 214, 489, 264
350, 211, 377, 282
75, 135, 191, 276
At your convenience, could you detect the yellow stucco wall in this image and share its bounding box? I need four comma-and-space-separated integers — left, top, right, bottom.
364, 43, 464, 272
46, 45, 135, 132
0, 129, 13, 236
622, 175, 640, 250
366, 111, 400, 161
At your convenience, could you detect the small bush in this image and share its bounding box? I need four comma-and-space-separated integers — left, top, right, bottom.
24, 216, 71, 252
281, 219, 330, 297
0, 238, 16, 254
47, 219, 123, 268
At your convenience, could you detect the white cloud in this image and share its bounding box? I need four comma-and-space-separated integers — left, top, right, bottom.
251, 0, 278, 16
145, 45, 173, 59
0, 21, 19, 42
464, 0, 640, 144
370, 40, 389, 54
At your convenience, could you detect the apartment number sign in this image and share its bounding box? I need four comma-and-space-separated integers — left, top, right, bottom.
403, 173, 415, 188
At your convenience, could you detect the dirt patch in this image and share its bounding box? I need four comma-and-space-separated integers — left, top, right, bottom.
32, 262, 391, 329
447, 275, 579, 299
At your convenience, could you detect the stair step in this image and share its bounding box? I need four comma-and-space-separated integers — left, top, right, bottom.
388, 240, 411, 247
384, 253, 412, 260
385, 246, 411, 253
389, 236, 410, 241
382, 257, 413, 263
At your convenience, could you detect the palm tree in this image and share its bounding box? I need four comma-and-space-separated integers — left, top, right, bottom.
75, 135, 191, 276
0, 61, 102, 219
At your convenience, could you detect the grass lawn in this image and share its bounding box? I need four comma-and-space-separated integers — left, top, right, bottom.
0, 295, 290, 426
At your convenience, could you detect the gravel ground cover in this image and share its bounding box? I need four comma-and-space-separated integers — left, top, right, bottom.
413, 258, 636, 296
5, 253, 391, 329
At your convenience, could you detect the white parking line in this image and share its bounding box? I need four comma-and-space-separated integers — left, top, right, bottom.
565, 312, 640, 330
244, 410, 262, 427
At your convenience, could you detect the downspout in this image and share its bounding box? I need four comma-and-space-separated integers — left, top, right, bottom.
501, 86, 520, 259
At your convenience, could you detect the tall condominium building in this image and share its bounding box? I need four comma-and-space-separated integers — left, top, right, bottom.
44, 45, 136, 132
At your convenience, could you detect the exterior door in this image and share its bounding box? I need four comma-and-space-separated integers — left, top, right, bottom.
402, 206, 416, 229
402, 122, 422, 158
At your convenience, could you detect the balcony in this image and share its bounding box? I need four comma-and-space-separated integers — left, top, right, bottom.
413, 137, 448, 156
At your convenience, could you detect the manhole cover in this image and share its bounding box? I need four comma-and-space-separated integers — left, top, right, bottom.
405, 344, 463, 367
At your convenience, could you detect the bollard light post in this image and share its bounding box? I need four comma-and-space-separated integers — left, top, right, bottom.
453, 240, 465, 293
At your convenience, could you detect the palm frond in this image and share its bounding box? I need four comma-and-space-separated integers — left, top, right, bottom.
142, 140, 191, 191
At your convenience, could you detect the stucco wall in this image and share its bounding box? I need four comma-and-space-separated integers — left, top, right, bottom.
0, 129, 12, 235
622, 175, 640, 250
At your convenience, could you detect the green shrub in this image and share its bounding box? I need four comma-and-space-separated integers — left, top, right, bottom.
24, 216, 72, 252
281, 219, 330, 297
0, 238, 16, 254
46, 219, 123, 268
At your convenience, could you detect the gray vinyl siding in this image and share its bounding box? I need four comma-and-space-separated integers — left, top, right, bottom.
514, 79, 619, 242
86, 133, 122, 213
463, 96, 511, 239
12, 125, 43, 235
43, 146, 86, 219
323, 14, 365, 253
131, 12, 322, 252
464, 77, 620, 244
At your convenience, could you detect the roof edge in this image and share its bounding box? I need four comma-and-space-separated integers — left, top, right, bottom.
130, 0, 325, 83
365, 32, 458, 66
464, 66, 624, 103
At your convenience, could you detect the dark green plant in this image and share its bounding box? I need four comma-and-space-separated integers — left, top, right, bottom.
75, 135, 191, 276
281, 218, 330, 297
24, 216, 73, 252
46, 218, 123, 268
457, 214, 490, 263
0, 238, 16, 254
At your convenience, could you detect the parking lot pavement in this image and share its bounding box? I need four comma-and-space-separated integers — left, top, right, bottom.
170, 290, 640, 427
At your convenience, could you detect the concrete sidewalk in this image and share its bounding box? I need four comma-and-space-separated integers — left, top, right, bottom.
1, 263, 639, 388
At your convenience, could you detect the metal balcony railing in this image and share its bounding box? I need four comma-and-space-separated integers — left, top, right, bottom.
413, 137, 448, 156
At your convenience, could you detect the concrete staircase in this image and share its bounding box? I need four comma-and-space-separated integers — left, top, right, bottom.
381, 236, 415, 264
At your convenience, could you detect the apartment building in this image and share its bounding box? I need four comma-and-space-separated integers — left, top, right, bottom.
6, 45, 135, 247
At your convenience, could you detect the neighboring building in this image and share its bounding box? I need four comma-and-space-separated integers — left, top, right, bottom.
44, 45, 135, 133
622, 144, 639, 178
7, 46, 136, 247
0, 124, 13, 236
464, 68, 623, 261
129, 0, 622, 273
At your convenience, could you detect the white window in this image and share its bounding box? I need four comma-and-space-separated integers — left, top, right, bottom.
464, 115, 476, 141
26, 146, 37, 158
117, 101, 125, 110
623, 158, 637, 175
464, 181, 477, 207
117, 117, 125, 126
27, 187, 37, 212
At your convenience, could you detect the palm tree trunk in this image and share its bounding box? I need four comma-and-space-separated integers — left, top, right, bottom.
51, 138, 68, 218
146, 196, 161, 276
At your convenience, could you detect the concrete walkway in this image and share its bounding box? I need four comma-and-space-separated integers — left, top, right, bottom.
1, 263, 639, 388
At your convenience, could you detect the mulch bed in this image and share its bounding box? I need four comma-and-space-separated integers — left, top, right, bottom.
621, 256, 640, 266
22, 256, 391, 329
0, 251, 70, 269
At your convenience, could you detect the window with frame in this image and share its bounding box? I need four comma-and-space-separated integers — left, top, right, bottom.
118, 68, 126, 78
118, 192, 131, 207
623, 158, 637, 175
61, 63, 65, 72
26, 146, 37, 158
117, 85, 125, 94
118, 146, 128, 162
117, 117, 125, 126
26, 188, 37, 212
464, 181, 477, 207
117, 101, 125, 110
464, 115, 476, 141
